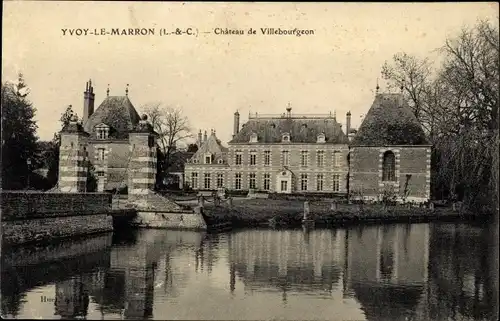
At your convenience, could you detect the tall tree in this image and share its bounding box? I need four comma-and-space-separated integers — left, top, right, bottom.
1, 74, 39, 190
381, 20, 499, 210
143, 103, 192, 178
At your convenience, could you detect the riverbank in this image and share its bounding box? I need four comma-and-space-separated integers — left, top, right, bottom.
199, 198, 493, 228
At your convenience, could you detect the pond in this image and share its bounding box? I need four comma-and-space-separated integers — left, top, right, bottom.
1, 222, 497, 320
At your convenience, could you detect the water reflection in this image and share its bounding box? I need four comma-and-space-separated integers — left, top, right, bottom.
1, 223, 497, 320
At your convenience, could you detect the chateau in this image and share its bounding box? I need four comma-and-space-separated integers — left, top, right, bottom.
58, 80, 153, 192
185, 92, 431, 203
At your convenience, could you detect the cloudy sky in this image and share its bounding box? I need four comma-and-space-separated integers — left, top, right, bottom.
2, 2, 498, 144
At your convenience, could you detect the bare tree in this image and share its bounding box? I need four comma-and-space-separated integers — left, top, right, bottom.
142, 103, 192, 175
382, 53, 433, 124
381, 20, 499, 209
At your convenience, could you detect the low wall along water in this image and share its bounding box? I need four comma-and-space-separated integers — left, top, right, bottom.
1, 191, 114, 246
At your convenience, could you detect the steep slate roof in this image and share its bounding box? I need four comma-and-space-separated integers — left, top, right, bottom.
83, 96, 141, 139
351, 93, 428, 146
229, 117, 348, 144
190, 132, 228, 163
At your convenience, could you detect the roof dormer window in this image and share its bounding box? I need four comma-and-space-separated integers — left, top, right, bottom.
204, 153, 213, 164
317, 133, 326, 143
218, 159, 224, 164
282, 132, 291, 143
249, 132, 258, 143
95, 123, 109, 140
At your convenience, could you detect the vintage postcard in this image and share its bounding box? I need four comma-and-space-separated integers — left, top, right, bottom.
1, 1, 499, 320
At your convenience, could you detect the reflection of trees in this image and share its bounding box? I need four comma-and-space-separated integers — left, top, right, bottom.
426, 224, 496, 321
0, 267, 24, 318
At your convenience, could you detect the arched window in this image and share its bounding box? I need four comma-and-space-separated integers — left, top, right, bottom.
382, 151, 396, 181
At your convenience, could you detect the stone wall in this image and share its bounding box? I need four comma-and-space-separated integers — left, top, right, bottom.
1, 191, 114, 246
1, 191, 111, 221
2, 214, 113, 245
132, 208, 207, 230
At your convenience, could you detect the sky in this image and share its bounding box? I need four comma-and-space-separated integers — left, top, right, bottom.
2, 2, 498, 145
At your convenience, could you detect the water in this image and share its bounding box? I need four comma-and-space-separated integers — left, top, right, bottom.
1, 223, 497, 320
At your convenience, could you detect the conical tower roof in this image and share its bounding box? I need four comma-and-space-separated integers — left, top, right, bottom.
351, 93, 428, 146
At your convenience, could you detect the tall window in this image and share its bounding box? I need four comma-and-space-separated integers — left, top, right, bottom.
191, 172, 198, 189
250, 152, 257, 166
204, 173, 211, 189
235, 152, 242, 165
301, 174, 308, 191
333, 151, 341, 166
301, 151, 309, 167
97, 148, 105, 161
249, 173, 256, 189
282, 150, 289, 166
382, 151, 396, 181
316, 174, 324, 191
264, 151, 271, 166
317, 150, 325, 167
263, 173, 271, 190
333, 174, 340, 192
217, 173, 224, 188
235, 173, 242, 190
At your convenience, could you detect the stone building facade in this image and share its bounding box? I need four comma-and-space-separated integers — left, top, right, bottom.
57, 80, 158, 194
81, 81, 142, 191
185, 93, 431, 203
185, 107, 350, 194
349, 93, 431, 203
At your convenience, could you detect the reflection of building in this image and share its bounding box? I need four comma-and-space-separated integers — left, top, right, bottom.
55, 275, 90, 319
228, 229, 347, 298
89, 230, 205, 319
345, 224, 430, 321
226, 225, 434, 320
1, 234, 112, 319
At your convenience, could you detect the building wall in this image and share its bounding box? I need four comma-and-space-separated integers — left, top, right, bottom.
184, 164, 230, 190
87, 140, 130, 190
58, 133, 87, 192
128, 133, 157, 195
185, 143, 349, 193
349, 146, 431, 202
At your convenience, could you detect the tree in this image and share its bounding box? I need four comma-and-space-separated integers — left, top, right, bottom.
187, 143, 199, 153
1, 74, 39, 190
143, 103, 192, 179
43, 105, 80, 188
381, 20, 499, 210
382, 53, 433, 121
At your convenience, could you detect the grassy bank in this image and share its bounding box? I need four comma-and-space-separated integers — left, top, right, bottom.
200, 199, 493, 228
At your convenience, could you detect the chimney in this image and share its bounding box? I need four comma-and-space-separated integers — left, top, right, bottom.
346, 111, 351, 136
198, 130, 202, 146
83, 79, 95, 123
203, 130, 207, 142
233, 111, 240, 137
